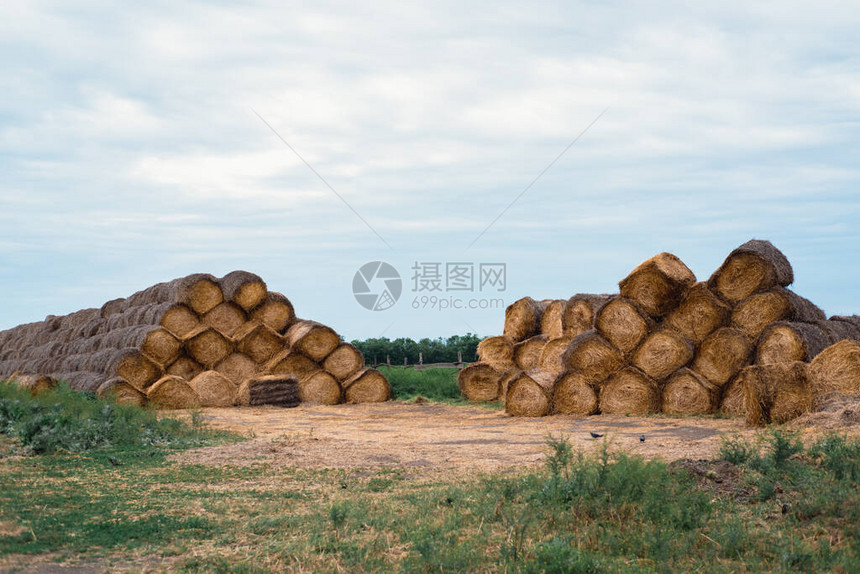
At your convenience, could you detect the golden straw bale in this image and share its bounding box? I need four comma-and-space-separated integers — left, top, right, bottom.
631, 330, 694, 381
692, 327, 752, 386
183, 326, 234, 369
818, 318, 860, 342
731, 288, 825, 338
594, 297, 653, 354
619, 252, 696, 317
808, 340, 860, 398
221, 270, 268, 312
598, 367, 660, 415
159, 304, 200, 338
146, 375, 201, 409
540, 299, 566, 339
505, 369, 556, 417
99, 298, 126, 319
284, 321, 340, 362
166, 355, 204, 381
266, 350, 321, 380
708, 239, 794, 303
562, 294, 612, 336
343, 368, 390, 403
663, 282, 731, 344
662, 368, 719, 415
214, 352, 257, 386
458, 363, 502, 402
742, 362, 811, 426
126, 273, 224, 315
719, 375, 746, 418
189, 370, 237, 407
322, 343, 364, 381
561, 330, 625, 384
503, 297, 543, 341
249, 292, 296, 333
553, 371, 598, 415
237, 374, 300, 407
476, 336, 516, 370
514, 335, 548, 371
96, 377, 147, 407
756, 321, 833, 365
498, 368, 522, 402
9, 374, 57, 396
202, 302, 247, 337
50, 372, 105, 393
298, 370, 342, 405
233, 321, 284, 364
538, 336, 575, 374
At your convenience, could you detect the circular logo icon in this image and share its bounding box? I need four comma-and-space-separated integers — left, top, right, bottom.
352, 261, 402, 311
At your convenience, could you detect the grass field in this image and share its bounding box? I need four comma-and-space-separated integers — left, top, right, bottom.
2, 380, 860, 572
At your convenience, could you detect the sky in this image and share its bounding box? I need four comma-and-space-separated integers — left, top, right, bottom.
1, 1, 858, 341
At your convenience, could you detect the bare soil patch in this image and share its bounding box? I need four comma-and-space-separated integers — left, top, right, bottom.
166, 401, 845, 471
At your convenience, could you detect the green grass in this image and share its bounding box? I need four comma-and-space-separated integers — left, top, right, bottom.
0, 380, 236, 454
379, 366, 466, 403
3, 425, 860, 572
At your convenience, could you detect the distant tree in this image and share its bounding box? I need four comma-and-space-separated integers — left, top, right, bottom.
350, 333, 480, 365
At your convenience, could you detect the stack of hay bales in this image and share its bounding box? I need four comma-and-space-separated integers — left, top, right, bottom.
459, 240, 860, 424
0, 271, 390, 409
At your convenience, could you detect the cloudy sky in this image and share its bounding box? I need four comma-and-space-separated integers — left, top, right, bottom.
1, 1, 858, 340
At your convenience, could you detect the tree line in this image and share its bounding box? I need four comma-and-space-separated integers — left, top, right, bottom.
350, 334, 480, 366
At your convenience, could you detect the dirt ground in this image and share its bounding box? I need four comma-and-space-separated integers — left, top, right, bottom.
169, 400, 860, 471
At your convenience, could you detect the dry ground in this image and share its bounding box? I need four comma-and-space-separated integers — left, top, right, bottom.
168, 400, 860, 471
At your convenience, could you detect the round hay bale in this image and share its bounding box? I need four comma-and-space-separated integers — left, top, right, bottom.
322, 343, 364, 382
99, 298, 126, 319
808, 340, 860, 398
266, 350, 321, 380
249, 292, 296, 333
237, 374, 300, 407
498, 368, 522, 402
51, 372, 105, 393
719, 375, 746, 418
708, 239, 794, 302
183, 326, 234, 369
159, 304, 200, 338
553, 371, 598, 415
189, 370, 237, 408
594, 297, 652, 354
742, 362, 811, 426
619, 252, 696, 317
166, 355, 205, 381
513, 335, 548, 371
505, 369, 556, 417
598, 367, 659, 415
477, 336, 516, 370
663, 282, 731, 344
818, 318, 860, 342
503, 297, 543, 342
10, 374, 58, 396
298, 370, 341, 405
561, 330, 625, 384
214, 352, 258, 386
108, 349, 162, 389
731, 288, 825, 338
540, 299, 566, 339
343, 368, 390, 403
458, 363, 502, 402
662, 368, 719, 415
631, 330, 694, 381
756, 321, 833, 365
234, 321, 285, 364
221, 270, 268, 312
141, 328, 182, 367
538, 336, 575, 375
284, 321, 341, 362
202, 302, 247, 337
96, 377, 147, 407
179, 273, 224, 315
147, 375, 201, 409
692, 327, 753, 386
562, 294, 612, 337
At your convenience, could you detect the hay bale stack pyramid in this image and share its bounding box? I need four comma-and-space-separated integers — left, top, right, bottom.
459, 240, 860, 424
0, 271, 389, 408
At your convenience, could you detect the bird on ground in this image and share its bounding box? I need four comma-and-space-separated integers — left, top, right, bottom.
589, 431, 604, 439
640, 434, 646, 442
